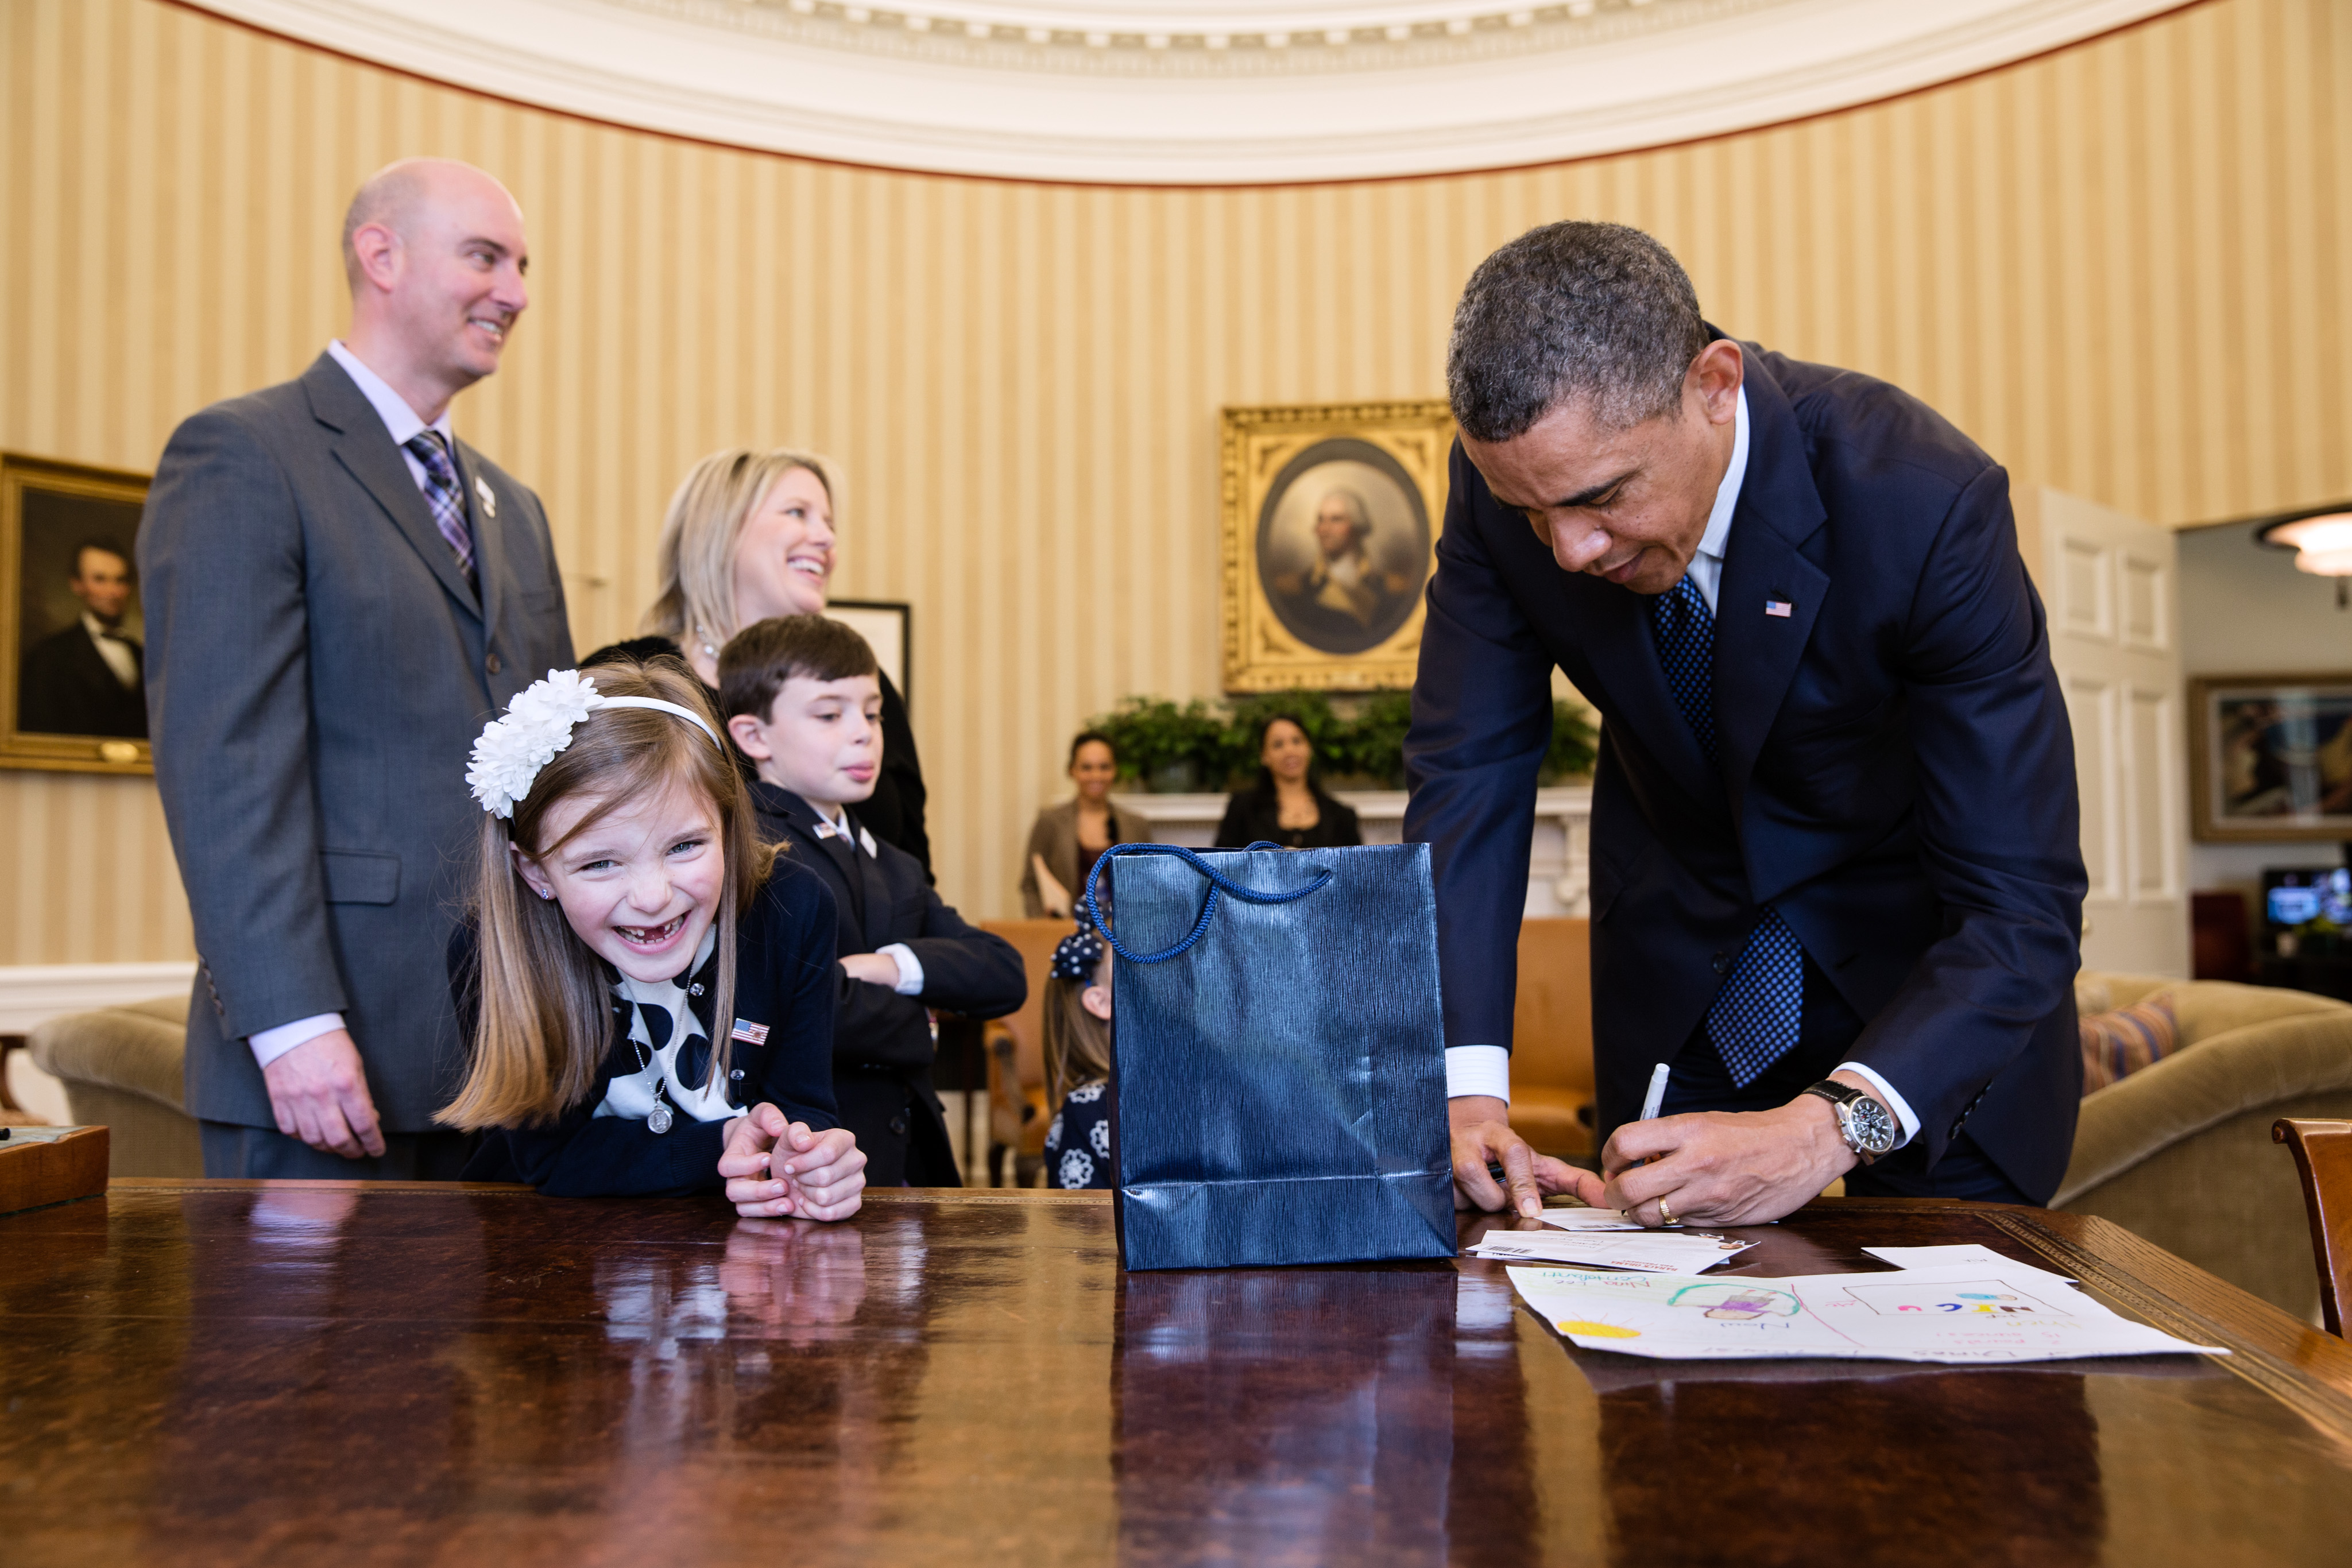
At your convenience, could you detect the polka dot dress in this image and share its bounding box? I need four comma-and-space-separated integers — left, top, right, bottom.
1653, 574, 1806, 1087
1043, 1080, 1112, 1190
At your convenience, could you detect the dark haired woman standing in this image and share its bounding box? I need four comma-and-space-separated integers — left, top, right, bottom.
1214, 714, 1361, 850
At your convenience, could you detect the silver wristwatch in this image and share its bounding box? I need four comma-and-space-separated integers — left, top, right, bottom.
1802, 1081, 1898, 1164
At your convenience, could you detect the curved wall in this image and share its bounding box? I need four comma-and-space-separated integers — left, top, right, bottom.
1, 0, 2345, 955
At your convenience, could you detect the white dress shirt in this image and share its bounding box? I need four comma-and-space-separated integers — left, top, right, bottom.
246, 342, 461, 1071
1442, 385, 1921, 1149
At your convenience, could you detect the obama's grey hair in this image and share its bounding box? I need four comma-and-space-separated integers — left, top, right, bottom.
1446, 222, 1709, 443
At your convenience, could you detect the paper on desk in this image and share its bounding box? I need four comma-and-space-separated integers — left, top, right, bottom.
1471, 1228, 1757, 1273
1506, 1261, 2229, 1364
1862, 1244, 2078, 1283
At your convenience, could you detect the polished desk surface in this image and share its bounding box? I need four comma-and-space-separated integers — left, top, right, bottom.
7, 1184, 2352, 1566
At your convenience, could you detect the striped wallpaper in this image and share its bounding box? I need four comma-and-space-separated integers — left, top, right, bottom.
1, 0, 2346, 961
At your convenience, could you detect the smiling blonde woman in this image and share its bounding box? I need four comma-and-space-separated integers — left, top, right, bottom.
589, 446, 933, 877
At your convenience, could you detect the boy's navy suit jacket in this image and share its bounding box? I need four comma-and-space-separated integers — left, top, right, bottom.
751, 782, 1027, 1070
1402, 335, 2088, 1202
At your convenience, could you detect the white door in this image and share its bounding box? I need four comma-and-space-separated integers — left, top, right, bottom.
2019, 487, 2189, 977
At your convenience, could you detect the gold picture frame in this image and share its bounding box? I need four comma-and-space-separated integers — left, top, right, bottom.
2, 451, 154, 775
2188, 672, 2352, 842
1219, 401, 1454, 692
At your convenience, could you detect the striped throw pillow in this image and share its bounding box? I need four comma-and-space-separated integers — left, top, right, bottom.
2079, 993, 2178, 1094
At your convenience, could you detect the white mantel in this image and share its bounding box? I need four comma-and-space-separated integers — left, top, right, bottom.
1109, 787, 1593, 917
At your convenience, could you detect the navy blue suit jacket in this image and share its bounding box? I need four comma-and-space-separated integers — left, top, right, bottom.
1403, 337, 2087, 1202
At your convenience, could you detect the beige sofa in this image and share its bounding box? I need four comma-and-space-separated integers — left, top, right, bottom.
26, 996, 204, 1178
2056, 972, 2352, 1323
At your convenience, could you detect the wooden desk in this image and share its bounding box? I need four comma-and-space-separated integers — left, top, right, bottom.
6, 1184, 2351, 1565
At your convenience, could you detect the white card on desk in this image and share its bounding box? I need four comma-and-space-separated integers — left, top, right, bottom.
1472, 1228, 1757, 1273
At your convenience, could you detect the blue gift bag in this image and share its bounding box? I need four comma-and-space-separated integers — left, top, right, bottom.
1086, 841, 1456, 1271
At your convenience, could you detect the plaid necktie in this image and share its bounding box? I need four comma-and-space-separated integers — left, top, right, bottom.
402, 430, 476, 587
1650, 574, 1804, 1086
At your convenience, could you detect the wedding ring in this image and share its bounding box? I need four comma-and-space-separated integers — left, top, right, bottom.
1658, 1197, 1676, 1225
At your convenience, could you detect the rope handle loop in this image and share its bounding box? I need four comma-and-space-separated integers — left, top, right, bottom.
1082, 842, 1335, 965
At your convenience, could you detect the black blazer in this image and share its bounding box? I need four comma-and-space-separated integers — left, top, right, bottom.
17, 622, 146, 738
586, 634, 932, 881
751, 782, 1026, 1073
1213, 785, 1364, 851
1403, 335, 2086, 1202
448, 858, 842, 1197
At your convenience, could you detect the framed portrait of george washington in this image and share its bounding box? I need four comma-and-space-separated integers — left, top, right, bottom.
1219, 401, 1453, 692
2, 452, 154, 775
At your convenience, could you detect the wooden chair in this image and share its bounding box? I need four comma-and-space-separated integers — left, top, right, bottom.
1507, 918, 1595, 1158
2273, 1117, 2352, 1335
980, 919, 1071, 1186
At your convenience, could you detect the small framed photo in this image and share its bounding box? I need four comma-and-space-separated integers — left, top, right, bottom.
2, 452, 154, 775
2189, 672, 2352, 841
827, 599, 912, 710
1219, 401, 1453, 692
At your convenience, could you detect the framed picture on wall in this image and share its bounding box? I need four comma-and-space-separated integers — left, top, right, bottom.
828, 599, 912, 710
1219, 401, 1453, 692
2, 452, 154, 775
2189, 672, 2352, 841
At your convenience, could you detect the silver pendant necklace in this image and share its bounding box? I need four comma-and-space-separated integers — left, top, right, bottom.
626, 1031, 674, 1135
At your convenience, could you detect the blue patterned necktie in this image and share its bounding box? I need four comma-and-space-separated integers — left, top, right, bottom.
1650, 574, 1804, 1087
403, 430, 477, 587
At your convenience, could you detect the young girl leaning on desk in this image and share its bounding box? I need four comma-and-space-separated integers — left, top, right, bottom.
439, 659, 866, 1218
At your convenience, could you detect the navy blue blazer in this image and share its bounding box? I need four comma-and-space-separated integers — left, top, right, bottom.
749, 782, 1027, 1071
448, 858, 841, 1197
1403, 336, 2087, 1202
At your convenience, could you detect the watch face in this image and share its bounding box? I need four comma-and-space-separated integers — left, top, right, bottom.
1849, 1096, 1898, 1154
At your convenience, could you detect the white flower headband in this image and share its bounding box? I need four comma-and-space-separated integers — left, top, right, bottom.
466, 669, 724, 820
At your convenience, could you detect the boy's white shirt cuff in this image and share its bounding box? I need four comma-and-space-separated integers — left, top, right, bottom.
877, 943, 924, 996
1833, 1060, 1921, 1147
1445, 1044, 1511, 1103
249, 1012, 345, 1068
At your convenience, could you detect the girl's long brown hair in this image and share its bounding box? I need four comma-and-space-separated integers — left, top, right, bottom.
438, 660, 776, 1130
1040, 951, 1112, 1110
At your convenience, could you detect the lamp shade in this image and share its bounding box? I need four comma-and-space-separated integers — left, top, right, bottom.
2258, 512, 2352, 578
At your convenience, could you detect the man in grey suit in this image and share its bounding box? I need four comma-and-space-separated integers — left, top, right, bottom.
141, 159, 575, 1178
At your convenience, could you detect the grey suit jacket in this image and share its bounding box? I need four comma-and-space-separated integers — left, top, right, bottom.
140, 352, 575, 1131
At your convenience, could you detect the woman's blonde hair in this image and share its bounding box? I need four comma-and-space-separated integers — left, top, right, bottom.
439, 660, 779, 1130
643, 446, 840, 655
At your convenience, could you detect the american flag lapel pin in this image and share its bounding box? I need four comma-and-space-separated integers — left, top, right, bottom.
731, 1019, 769, 1045
1765, 597, 1794, 618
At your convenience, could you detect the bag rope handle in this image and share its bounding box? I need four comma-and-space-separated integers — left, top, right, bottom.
1083, 842, 1335, 965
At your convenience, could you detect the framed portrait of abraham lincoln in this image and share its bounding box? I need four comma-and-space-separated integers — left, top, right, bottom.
2, 452, 155, 775
1220, 401, 1452, 692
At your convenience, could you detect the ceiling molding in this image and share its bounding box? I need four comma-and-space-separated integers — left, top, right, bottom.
183, 0, 2191, 184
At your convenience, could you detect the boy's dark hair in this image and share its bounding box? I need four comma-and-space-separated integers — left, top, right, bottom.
717, 614, 879, 721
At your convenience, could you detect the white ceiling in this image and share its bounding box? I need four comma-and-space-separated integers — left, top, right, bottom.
191, 0, 2187, 183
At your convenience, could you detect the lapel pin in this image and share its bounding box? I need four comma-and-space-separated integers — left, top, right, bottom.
731, 1019, 770, 1046
474, 475, 497, 518
1765, 598, 1793, 618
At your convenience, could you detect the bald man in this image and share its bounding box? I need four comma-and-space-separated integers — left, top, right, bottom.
140, 159, 575, 1178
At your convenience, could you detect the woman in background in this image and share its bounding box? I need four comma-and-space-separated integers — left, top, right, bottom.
591, 447, 933, 877
1213, 714, 1361, 850
1020, 731, 1125, 917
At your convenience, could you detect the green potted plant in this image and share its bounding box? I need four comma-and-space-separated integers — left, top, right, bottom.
1541, 700, 1599, 785
1089, 697, 1229, 792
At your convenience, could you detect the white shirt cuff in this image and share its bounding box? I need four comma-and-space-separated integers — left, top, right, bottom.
1445, 1044, 1511, 1103
877, 943, 924, 997
1834, 1060, 1920, 1148
250, 1012, 345, 1069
